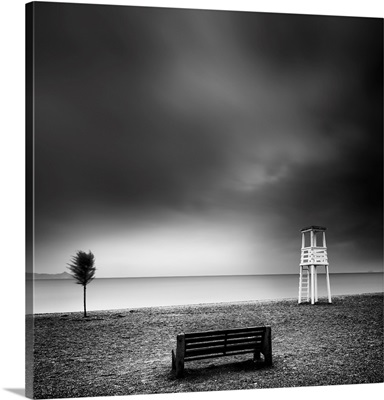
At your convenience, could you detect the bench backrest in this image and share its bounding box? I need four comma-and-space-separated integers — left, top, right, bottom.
181, 326, 268, 362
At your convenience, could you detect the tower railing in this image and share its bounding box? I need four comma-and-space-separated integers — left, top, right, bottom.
300, 246, 328, 265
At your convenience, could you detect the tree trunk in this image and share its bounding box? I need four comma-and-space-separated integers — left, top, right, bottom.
83, 285, 87, 317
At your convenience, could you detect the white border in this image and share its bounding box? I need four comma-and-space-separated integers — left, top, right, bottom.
0, 1, 383, 400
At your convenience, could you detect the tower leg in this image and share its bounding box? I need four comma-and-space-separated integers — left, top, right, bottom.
326, 265, 332, 303
298, 266, 302, 304
311, 265, 315, 304
314, 266, 318, 303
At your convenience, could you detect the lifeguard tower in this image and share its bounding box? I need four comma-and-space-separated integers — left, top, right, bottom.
298, 226, 332, 304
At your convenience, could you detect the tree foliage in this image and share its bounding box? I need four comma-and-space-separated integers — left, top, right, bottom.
67, 250, 96, 286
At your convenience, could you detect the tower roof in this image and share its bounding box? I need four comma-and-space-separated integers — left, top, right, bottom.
300, 225, 326, 232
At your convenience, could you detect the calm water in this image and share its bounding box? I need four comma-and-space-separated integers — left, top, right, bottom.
28, 273, 383, 314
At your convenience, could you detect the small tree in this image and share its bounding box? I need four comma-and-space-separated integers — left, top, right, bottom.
67, 250, 96, 317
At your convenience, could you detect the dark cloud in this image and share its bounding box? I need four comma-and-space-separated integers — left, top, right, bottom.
32, 3, 383, 274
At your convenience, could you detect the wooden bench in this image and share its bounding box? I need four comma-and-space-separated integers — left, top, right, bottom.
172, 326, 272, 377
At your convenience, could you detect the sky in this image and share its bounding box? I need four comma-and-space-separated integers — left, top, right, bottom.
31, 2, 383, 277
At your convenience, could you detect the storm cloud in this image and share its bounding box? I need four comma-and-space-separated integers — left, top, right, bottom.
32, 3, 383, 276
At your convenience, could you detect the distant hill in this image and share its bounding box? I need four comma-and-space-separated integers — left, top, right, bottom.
26, 272, 74, 280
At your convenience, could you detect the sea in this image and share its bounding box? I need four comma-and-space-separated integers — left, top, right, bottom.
28, 273, 383, 314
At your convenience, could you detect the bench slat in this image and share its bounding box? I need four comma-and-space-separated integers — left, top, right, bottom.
225, 332, 264, 340
186, 333, 263, 344
185, 349, 257, 361
186, 339, 225, 349
184, 326, 266, 338
185, 331, 265, 343
185, 342, 262, 358
186, 337, 262, 349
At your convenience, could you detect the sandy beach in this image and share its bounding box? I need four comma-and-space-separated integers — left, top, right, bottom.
29, 293, 383, 398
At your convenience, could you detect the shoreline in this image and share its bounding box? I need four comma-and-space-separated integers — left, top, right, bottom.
30, 292, 383, 398
28, 271, 384, 280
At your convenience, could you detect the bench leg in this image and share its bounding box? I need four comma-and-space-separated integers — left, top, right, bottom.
262, 327, 272, 366
253, 350, 261, 362
174, 334, 185, 378
175, 359, 184, 378
172, 350, 176, 370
